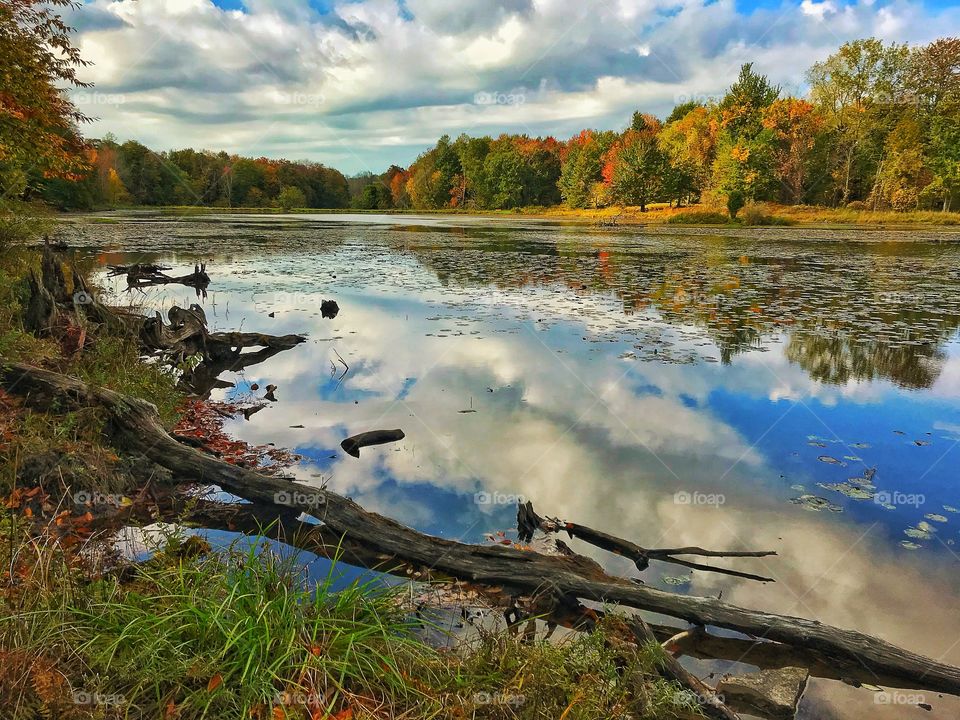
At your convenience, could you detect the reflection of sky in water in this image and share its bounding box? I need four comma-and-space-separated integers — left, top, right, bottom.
77, 216, 960, 685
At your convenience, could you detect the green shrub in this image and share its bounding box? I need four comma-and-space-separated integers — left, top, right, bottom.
0, 202, 53, 249
667, 210, 731, 225
726, 191, 746, 220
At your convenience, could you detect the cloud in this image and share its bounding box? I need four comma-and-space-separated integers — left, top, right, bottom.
70, 0, 960, 172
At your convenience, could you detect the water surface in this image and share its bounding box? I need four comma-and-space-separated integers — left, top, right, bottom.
65, 213, 960, 717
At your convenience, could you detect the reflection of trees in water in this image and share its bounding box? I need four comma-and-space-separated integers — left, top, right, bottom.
784, 333, 944, 389
411, 240, 960, 389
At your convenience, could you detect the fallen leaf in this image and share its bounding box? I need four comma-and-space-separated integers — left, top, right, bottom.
207, 674, 223, 692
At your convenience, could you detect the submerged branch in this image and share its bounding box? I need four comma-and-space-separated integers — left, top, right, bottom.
517, 501, 777, 582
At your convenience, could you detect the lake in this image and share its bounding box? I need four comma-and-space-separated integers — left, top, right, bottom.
64, 213, 960, 718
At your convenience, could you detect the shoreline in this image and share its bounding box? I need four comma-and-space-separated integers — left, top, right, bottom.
59, 208, 960, 243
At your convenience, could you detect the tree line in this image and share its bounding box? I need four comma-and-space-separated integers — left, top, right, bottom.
39, 136, 350, 210
353, 37, 959, 214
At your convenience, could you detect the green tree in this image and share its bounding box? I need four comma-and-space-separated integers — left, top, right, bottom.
808, 38, 911, 204
603, 116, 667, 211
354, 182, 393, 210
277, 185, 306, 210
480, 140, 525, 209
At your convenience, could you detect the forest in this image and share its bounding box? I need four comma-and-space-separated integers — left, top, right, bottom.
37, 136, 351, 210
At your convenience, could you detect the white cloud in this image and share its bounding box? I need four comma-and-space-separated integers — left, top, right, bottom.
68, 0, 960, 171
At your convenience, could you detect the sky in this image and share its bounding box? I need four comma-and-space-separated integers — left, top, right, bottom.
66, 0, 960, 175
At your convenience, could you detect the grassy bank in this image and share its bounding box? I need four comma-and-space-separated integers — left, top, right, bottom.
0, 513, 700, 720
0, 221, 704, 720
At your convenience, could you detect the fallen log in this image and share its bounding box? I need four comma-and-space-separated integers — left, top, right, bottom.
110, 262, 210, 292
169, 498, 935, 691
518, 501, 777, 582
1, 361, 958, 696
621, 617, 740, 720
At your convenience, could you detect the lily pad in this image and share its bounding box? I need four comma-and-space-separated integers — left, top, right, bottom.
790, 495, 842, 512
817, 482, 874, 500
904, 526, 933, 540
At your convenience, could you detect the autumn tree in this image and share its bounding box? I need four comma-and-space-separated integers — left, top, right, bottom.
712, 64, 780, 201
871, 116, 928, 211
602, 115, 667, 211
808, 38, 911, 205
558, 130, 616, 208
762, 98, 825, 203
0, 0, 90, 197
909, 38, 960, 210
659, 105, 717, 204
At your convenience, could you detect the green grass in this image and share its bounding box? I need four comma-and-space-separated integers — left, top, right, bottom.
0, 514, 702, 720
0, 240, 184, 498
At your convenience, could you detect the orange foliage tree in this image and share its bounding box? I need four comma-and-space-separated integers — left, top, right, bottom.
762, 98, 825, 203
0, 0, 90, 196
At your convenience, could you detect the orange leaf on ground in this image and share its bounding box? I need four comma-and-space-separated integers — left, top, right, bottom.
207, 674, 223, 692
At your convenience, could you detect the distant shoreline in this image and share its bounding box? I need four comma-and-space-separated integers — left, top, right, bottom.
62, 203, 960, 236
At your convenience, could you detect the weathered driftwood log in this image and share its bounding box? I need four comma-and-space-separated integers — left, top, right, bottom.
621, 616, 740, 720
1, 360, 959, 696
109, 262, 210, 292
518, 501, 777, 582
25, 248, 308, 397
341, 429, 406, 458
168, 498, 937, 692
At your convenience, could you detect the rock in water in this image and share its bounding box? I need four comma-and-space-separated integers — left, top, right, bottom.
716, 666, 809, 719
